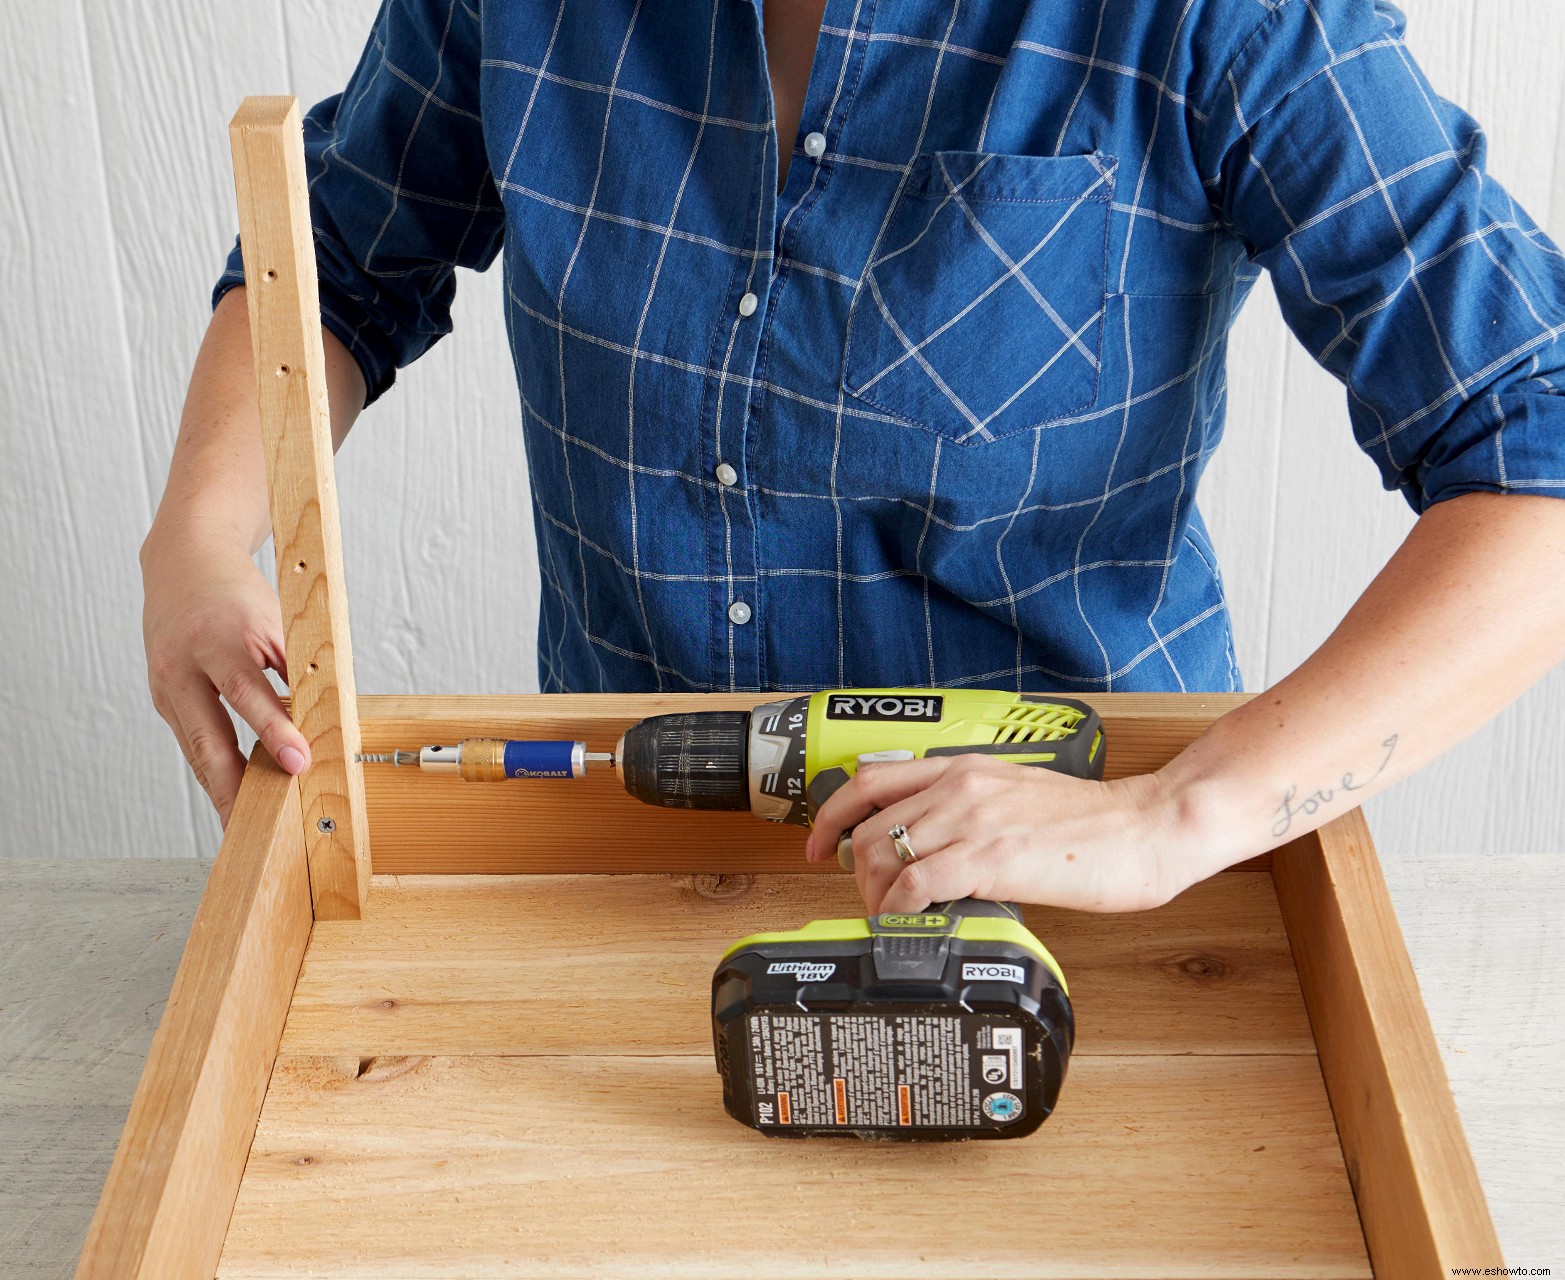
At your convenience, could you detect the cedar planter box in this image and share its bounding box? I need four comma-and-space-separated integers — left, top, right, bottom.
74, 100, 1500, 1278
74, 694, 1501, 1280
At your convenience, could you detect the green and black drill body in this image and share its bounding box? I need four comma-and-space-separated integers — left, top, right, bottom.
614, 688, 1103, 1140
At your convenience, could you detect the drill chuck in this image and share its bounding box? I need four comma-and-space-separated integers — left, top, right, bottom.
614, 711, 751, 810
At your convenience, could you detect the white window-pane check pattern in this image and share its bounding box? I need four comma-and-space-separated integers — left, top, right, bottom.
217, 0, 1565, 697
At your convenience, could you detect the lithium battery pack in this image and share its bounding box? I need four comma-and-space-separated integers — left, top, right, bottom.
711, 901, 1073, 1140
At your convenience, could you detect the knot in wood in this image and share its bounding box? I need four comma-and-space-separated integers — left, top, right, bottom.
686, 873, 755, 901
1160, 952, 1231, 983
349, 1055, 429, 1084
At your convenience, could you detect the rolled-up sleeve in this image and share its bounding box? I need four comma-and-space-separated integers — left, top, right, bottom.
214, 0, 505, 404
1198, 0, 1565, 514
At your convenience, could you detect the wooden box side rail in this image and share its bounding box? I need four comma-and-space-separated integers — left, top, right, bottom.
1273, 810, 1501, 1276
231, 95, 369, 919
75, 754, 312, 1280
354, 691, 1261, 875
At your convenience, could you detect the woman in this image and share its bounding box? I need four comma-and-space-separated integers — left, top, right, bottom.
141, 0, 1565, 915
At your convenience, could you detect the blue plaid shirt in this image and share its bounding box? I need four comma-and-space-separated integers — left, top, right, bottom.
218, 0, 1565, 696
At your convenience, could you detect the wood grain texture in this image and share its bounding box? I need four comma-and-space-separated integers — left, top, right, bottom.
280, 871, 1312, 1058
217, 870, 1361, 1275
219, 1052, 1367, 1279
31, 860, 1556, 1276
354, 692, 1267, 874
230, 95, 370, 919
74, 755, 311, 1280
1273, 810, 1502, 1277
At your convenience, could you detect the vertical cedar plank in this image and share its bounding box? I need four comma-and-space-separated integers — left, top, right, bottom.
229, 95, 370, 919
1273, 808, 1502, 1274
74, 752, 312, 1279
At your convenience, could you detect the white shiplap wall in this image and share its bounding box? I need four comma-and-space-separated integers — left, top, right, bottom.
0, 0, 1560, 1258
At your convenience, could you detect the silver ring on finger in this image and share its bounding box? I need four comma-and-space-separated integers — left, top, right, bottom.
888, 823, 918, 865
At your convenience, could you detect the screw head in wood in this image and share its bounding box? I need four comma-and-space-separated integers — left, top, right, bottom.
317, 817, 337, 834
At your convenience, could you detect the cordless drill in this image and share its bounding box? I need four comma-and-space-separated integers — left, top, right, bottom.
362, 687, 1105, 1139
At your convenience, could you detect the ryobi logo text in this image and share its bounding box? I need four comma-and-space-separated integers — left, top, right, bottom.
825, 694, 945, 722
767, 961, 837, 983
963, 962, 1025, 984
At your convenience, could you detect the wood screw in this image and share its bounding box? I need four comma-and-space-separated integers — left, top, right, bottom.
316, 817, 336, 834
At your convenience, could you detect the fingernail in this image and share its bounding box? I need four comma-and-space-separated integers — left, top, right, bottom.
278, 745, 307, 774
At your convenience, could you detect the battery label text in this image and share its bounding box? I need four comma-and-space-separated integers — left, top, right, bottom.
767, 961, 837, 983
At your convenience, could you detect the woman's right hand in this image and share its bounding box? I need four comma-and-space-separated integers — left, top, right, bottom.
141, 517, 311, 825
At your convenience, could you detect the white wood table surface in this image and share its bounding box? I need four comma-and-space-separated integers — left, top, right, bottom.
1, 855, 1558, 1276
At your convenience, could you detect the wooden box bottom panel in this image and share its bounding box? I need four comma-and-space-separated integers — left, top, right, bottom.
221, 1053, 1361, 1280
215, 872, 1369, 1279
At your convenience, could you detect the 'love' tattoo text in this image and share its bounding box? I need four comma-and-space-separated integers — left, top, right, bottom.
1271, 734, 1398, 838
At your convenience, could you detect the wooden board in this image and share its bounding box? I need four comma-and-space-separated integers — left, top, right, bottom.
230, 95, 369, 919
219, 1054, 1367, 1280
1275, 807, 1503, 1275
219, 872, 1367, 1279
356, 693, 1267, 875
281, 872, 1314, 1058
74, 752, 311, 1280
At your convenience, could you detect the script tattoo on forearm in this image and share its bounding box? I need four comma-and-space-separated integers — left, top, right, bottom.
1271, 734, 1398, 838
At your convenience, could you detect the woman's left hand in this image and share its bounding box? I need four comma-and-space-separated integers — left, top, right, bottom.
802, 754, 1218, 916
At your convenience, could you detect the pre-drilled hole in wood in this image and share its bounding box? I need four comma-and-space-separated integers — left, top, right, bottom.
262, 268, 277, 282
307, 663, 318, 674
294, 560, 306, 573
276, 364, 290, 377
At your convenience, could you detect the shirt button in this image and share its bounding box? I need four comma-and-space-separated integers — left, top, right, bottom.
714, 461, 738, 487
728, 600, 752, 626
803, 131, 827, 159
738, 291, 759, 317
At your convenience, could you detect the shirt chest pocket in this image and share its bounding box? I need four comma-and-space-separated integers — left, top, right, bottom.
842, 150, 1116, 445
